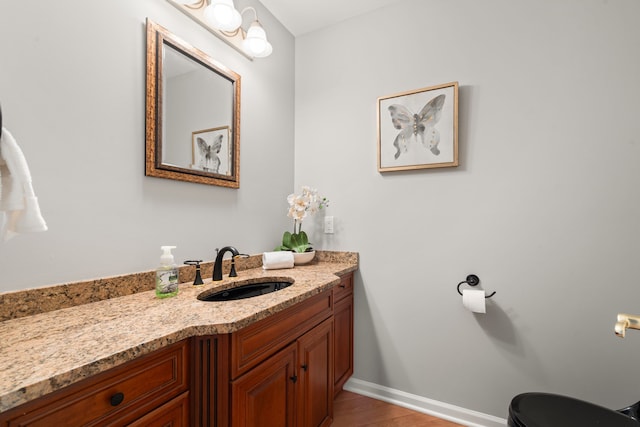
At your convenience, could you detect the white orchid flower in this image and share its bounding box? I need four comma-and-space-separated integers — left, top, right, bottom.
283, 186, 329, 235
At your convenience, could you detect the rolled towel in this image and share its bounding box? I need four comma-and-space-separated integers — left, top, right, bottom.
262, 251, 294, 270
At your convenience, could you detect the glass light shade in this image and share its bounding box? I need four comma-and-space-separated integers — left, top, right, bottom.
243, 21, 273, 57
203, 0, 242, 32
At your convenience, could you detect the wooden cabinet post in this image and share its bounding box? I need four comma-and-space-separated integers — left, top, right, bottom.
333, 274, 354, 396
191, 335, 230, 427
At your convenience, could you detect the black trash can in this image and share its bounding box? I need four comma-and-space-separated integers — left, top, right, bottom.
508, 392, 640, 426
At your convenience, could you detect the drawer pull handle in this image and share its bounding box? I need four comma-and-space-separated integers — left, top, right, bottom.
339, 284, 346, 288
110, 392, 125, 407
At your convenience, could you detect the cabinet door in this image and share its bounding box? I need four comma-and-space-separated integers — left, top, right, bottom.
334, 294, 353, 396
297, 318, 333, 427
231, 343, 297, 427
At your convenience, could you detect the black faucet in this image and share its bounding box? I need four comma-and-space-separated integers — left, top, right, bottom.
212, 246, 239, 281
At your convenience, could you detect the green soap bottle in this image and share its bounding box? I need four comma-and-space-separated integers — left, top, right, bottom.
156, 246, 179, 298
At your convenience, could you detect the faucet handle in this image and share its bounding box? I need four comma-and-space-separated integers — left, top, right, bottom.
184, 260, 204, 285
229, 254, 249, 278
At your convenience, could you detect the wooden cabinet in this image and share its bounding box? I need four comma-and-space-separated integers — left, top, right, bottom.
0, 340, 189, 427
230, 317, 334, 427
197, 273, 354, 426
228, 290, 335, 427
333, 274, 354, 396
191, 289, 336, 427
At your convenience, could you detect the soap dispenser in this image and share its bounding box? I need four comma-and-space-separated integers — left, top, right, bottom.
156, 246, 179, 298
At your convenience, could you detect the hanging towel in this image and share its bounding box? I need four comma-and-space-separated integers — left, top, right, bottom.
0, 127, 48, 241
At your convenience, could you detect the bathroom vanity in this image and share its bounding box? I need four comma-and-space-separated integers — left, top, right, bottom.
193, 274, 353, 426
0, 253, 356, 427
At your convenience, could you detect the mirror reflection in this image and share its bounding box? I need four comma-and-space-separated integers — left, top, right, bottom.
146, 19, 241, 187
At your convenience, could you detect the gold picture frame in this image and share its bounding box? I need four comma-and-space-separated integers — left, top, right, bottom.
145, 19, 241, 188
377, 81, 458, 172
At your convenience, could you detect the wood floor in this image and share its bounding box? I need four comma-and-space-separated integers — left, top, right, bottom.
332, 391, 464, 427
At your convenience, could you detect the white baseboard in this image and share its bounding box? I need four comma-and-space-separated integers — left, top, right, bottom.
343, 378, 508, 427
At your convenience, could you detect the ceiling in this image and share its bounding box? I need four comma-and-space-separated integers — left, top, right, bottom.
258, 0, 403, 36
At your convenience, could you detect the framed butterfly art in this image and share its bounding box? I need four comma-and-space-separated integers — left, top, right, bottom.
377, 81, 458, 172
191, 126, 232, 177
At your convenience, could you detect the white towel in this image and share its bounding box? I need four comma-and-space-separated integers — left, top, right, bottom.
0, 127, 48, 241
262, 251, 294, 270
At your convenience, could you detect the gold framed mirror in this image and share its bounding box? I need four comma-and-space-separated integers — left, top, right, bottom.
145, 19, 241, 187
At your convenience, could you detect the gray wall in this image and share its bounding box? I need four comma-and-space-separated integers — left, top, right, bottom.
0, 0, 294, 292
295, 0, 640, 420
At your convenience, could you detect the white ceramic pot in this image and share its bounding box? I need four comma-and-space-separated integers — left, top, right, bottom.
293, 250, 316, 265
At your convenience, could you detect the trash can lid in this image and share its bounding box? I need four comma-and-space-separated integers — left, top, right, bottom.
509, 393, 639, 427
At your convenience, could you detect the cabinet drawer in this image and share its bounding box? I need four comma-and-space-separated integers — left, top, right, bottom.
4, 340, 189, 427
333, 274, 353, 302
231, 290, 332, 378
128, 391, 190, 427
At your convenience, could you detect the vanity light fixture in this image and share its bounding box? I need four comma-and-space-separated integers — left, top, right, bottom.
168, 0, 272, 59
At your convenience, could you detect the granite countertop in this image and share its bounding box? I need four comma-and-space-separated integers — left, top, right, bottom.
0, 252, 358, 413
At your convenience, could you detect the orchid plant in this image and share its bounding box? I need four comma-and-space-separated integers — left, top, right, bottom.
274, 186, 329, 253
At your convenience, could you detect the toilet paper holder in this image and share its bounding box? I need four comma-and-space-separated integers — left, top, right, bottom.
457, 274, 496, 298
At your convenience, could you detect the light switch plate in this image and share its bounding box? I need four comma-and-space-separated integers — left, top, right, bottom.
324, 216, 334, 234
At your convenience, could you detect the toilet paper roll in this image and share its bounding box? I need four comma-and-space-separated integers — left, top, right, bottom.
262, 251, 294, 270
462, 289, 486, 313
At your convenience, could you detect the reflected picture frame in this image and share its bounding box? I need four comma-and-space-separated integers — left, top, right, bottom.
191, 126, 232, 176
377, 81, 458, 172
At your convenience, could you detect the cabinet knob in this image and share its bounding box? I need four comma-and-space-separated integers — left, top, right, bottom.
301, 364, 308, 371
290, 375, 298, 383
110, 392, 125, 406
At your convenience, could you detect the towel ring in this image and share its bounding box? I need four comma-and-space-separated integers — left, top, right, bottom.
457, 274, 496, 298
